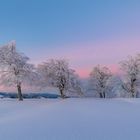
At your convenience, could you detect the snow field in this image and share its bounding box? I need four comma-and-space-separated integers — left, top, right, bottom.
0, 98, 140, 140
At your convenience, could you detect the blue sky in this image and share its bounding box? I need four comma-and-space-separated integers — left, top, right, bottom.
0, 0, 140, 77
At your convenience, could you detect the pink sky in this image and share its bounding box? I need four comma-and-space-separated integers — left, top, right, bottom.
29, 37, 140, 78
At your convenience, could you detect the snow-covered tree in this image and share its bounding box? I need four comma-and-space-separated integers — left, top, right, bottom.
0, 41, 37, 100
120, 55, 140, 98
67, 72, 84, 96
38, 59, 83, 98
105, 75, 124, 98
89, 65, 112, 98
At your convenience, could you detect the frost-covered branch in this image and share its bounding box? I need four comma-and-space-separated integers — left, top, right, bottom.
0, 41, 38, 100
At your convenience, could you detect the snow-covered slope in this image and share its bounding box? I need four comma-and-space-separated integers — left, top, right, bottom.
0, 98, 140, 140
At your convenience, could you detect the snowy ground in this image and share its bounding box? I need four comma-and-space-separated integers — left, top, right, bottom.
0, 98, 140, 140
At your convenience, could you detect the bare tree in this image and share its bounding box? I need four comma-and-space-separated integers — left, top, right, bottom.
89, 65, 112, 98
0, 41, 37, 100
120, 55, 140, 98
38, 59, 82, 98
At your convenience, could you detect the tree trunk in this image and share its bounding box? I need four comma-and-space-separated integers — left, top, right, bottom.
17, 83, 23, 101
103, 91, 106, 98
131, 85, 136, 98
99, 93, 103, 98
130, 78, 137, 98
59, 89, 65, 99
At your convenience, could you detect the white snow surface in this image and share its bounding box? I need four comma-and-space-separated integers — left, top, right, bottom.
0, 98, 140, 140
